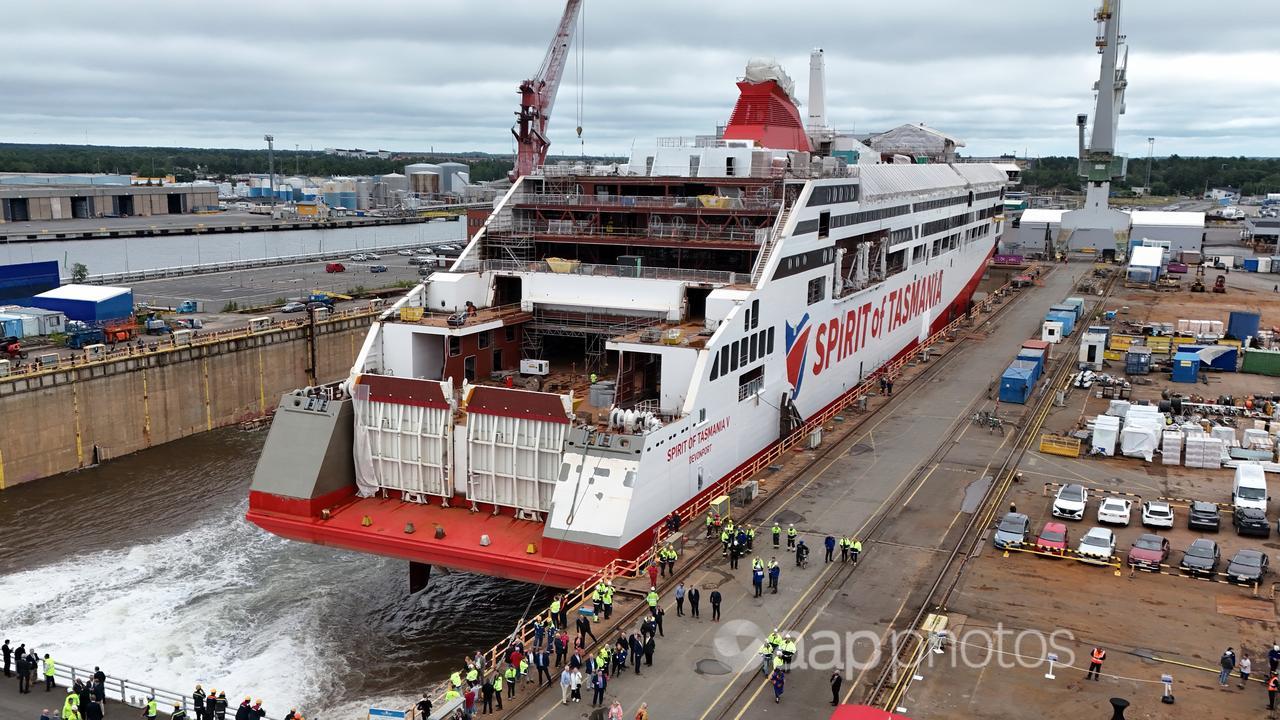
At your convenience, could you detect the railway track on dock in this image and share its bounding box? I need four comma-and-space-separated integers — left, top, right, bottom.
864, 265, 1121, 712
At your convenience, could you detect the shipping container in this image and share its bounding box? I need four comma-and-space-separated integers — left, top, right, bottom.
1063, 297, 1086, 318
1, 306, 65, 335
999, 363, 1036, 404
0, 314, 24, 338
1228, 311, 1261, 341
1046, 310, 1075, 336
1049, 303, 1079, 321
1171, 351, 1201, 383
1079, 333, 1106, 370
30, 284, 133, 323
1243, 258, 1260, 272
1125, 347, 1152, 375
1016, 347, 1047, 377
1242, 348, 1280, 376
1177, 344, 1238, 372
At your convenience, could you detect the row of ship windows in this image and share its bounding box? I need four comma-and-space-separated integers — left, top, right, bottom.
709, 326, 776, 382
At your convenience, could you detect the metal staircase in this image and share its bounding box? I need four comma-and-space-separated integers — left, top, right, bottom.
750, 204, 791, 286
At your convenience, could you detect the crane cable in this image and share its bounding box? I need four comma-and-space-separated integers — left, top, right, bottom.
575, 1, 585, 155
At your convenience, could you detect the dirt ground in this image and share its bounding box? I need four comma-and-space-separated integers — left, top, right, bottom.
904, 271, 1280, 719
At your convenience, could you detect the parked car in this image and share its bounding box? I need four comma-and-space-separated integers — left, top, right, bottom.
1141, 501, 1174, 529
325, 263, 346, 273
1188, 501, 1221, 532
349, 253, 368, 262
1126, 534, 1170, 571
1232, 507, 1270, 538
1076, 527, 1116, 564
281, 302, 307, 313
417, 266, 434, 277
993, 512, 1031, 549
1097, 497, 1133, 526
369, 265, 388, 273
365, 252, 382, 260
397, 249, 414, 256
1052, 484, 1089, 521
1225, 548, 1269, 586
1035, 522, 1070, 555
1179, 538, 1220, 577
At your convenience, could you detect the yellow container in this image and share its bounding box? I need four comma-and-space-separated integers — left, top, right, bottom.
400, 307, 424, 322
1108, 334, 1135, 351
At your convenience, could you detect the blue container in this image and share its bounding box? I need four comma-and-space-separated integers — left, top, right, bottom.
1064, 297, 1086, 318
1050, 303, 1079, 321
1125, 347, 1152, 375
1015, 348, 1046, 378
0, 315, 23, 338
1228, 311, 1261, 341
1000, 363, 1036, 404
339, 192, 357, 209
1171, 351, 1201, 383
30, 286, 133, 323
1087, 325, 1110, 339
1046, 310, 1075, 336
0, 260, 60, 304
1178, 345, 1239, 372
1243, 258, 1260, 272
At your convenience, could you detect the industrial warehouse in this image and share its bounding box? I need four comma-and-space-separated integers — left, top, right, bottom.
0, 182, 218, 223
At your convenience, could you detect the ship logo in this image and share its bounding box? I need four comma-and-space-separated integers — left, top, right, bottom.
784, 314, 811, 400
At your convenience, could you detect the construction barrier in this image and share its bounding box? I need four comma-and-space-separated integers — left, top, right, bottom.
1038, 434, 1081, 457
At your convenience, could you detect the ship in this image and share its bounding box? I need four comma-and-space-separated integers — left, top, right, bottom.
247, 52, 1011, 588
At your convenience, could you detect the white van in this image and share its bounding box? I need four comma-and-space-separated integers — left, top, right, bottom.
1233, 463, 1268, 511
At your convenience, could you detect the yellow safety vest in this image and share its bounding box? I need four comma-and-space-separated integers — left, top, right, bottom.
466, 668, 478, 682
504, 667, 517, 681
145, 700, 157, 717
450, 672, 462, 687
772, 524, 780, 535
646, 591, 658, 607
787, 528, 797, 537
493, 674, 504, 691
444, 689, 460, 701
44, 658, 55, 676
550, 599, 561, 614
852, 541, 862, 552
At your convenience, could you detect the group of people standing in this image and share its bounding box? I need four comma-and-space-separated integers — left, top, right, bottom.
3, 640, 57, 696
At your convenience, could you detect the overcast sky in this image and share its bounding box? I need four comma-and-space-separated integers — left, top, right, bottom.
3, 0, 1278, 158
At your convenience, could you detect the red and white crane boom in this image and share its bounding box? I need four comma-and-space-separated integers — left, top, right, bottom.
510, 0, 583, 181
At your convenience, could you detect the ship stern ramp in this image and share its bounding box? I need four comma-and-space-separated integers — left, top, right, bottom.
248, 391, 356, 518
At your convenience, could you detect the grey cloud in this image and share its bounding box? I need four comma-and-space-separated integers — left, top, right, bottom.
2, 0, 1278, 157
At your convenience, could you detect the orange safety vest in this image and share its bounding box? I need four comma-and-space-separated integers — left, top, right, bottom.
1091, 649, 1106, 664
1270, 676, 1279, 692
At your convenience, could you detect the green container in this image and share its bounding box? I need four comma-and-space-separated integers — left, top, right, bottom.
1242, 348, 1280, 376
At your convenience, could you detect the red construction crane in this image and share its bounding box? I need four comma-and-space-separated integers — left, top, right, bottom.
510, 0, 583, 181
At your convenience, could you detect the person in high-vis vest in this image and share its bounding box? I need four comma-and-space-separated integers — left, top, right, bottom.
1268, 673, 1278, 711
758, 642, 774, 676
786, 525, 797, 549
645, 587, 659, 616
171, 703, 189, 720
602, 583, 615, 620
850, 539, 862, 565
772, 522, 781, 547
1086, 647, 1106, 681
503, 664, 518, 699
450, 670, 462, 689
143, 696, 158, 719
838, 537, 850, 562
43, 654, 56, 692
61, 689, 79, 720
590, 586, 603, 620
720, 528, 731, 556
706, 513, 715, 538
443, 686, 461, 704
465, 665, 479, 686
746, 527, 755, 551
549, 596, 562, 629
781, 637, 797, 671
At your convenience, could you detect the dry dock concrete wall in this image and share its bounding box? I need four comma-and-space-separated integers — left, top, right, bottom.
0, 313, 373, 489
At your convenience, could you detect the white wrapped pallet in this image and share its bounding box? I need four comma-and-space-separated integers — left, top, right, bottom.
1162, 430, 1183, 465
1211, 426, 1238, 448
1106, 399, 1131, 417
1243, 429, 1274, 451
1184, 437, 1224, 469
1092, 415, 1121, 456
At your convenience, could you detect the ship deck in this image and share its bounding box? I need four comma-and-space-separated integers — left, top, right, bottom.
248, 493, 605, 587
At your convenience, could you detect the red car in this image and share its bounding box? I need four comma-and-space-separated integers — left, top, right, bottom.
1126, 533, 1170, 571
325, 262, 346, 273
1036, 522, 1070, 555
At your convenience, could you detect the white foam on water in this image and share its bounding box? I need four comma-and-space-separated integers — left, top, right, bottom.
0, 503, 341, 715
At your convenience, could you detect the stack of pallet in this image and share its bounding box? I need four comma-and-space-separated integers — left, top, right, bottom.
1184, 436, 1224, 469
1161, 430, 1183, 466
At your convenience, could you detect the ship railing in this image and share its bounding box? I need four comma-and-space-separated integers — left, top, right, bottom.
452, 258, 740, 285
44, 660, 286, 720
508, 192, 782, 213
414, 260, 1045, 717
490, 220, 765, 245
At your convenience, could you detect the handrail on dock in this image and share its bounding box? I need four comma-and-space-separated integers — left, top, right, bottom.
47, 659, 285, 720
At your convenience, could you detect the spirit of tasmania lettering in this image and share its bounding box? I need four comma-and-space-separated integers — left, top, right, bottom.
811, 269, 944, 377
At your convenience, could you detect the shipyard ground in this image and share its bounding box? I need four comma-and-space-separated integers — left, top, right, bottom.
904, 274, 1280, 719
453, 261, 1087, 720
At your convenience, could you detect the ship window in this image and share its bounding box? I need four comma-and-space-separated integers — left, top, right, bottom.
449, 336, 460, 356
738, 366, 765, 401
818, 211, 830, 239
749, 333, 759, 361
730, 342, 740, 371
726, 156, 736, 177
478, 330, 491, 349
720, 346, 730, 376
807, 277, 825, 305
689, 155, 701, 176
767, 326, 775, 354
743, 305, 751, 331
739, 339, 749, 366
710, 356, 719, 381
504, 325, 516, 342
751, 299, 760, 329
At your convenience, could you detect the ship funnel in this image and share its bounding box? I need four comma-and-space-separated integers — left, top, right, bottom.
807, 48, 827, 132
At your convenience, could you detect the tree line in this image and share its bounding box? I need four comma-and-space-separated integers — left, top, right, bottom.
1020, 155, 1280, 197
0, 143, 515, 183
